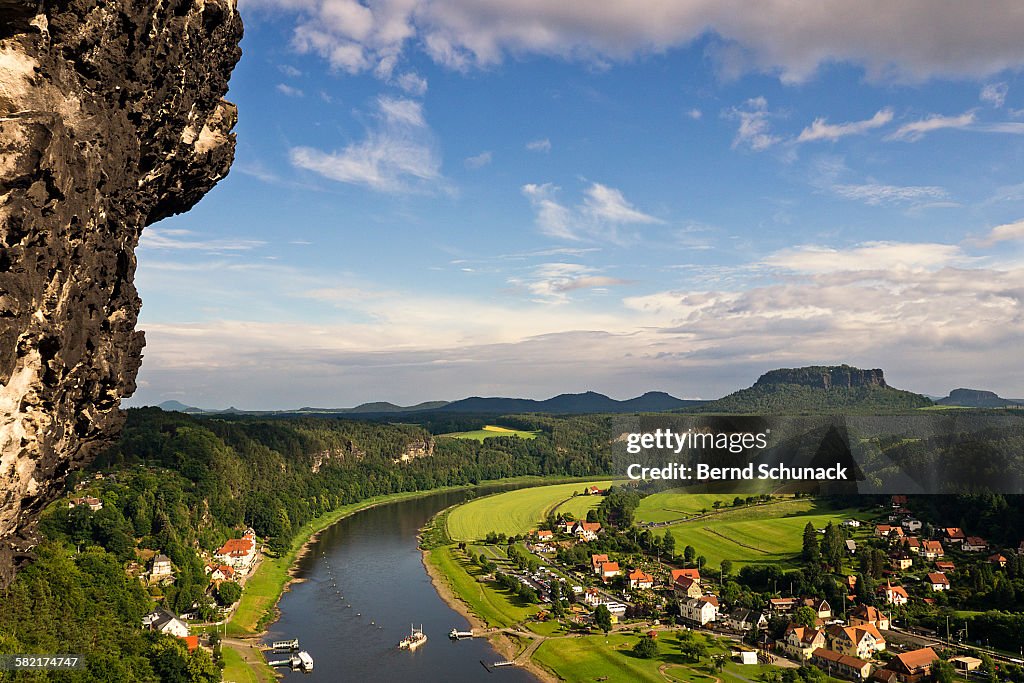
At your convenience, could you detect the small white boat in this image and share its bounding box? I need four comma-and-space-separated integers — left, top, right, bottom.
398, 624, 427, 650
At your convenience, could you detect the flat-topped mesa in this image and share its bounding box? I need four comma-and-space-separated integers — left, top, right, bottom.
754, 365, 889, 391
0, 0, 242, 586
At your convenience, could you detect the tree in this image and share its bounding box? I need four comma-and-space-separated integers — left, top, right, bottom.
802, 523, 821, 563
721, 559, 733, 579
663, 530, 676, 557
712, 654, 727, 673
979, 653, 998, 683
594, 604, 612, 634
933, 659, 956, 683
679, 636, 708, 662
794, 605, 818, 629
633, 636, 658, 658
214, 581, 241, 606
821, 522, 844, 569
684, 545, 696, 564
697, 555, 707, 569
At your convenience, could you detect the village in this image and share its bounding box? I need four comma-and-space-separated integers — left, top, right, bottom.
452, 489, 1023, 683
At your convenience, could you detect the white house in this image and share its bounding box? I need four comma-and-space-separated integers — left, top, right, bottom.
150, 554, 173, 578
143, 609, 189, 638
215, 531, 257, 571
927, 572, 950, 591
680, 596, 719, 626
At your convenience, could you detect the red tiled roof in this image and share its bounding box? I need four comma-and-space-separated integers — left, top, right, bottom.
217, 538, 254, 556
671, 568, 701, 582
628, 568, 653, 582
601, 561, 619, 573
927, 572, 949, 585
895, 647, 938, 671
180, 635, 199, 652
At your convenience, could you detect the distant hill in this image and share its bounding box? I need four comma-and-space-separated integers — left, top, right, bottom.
436, 391, 704, 415
296, 401, 451, 414
156, 400, 204, 413
937, 388, 1024, 408
697, 365, 932, 414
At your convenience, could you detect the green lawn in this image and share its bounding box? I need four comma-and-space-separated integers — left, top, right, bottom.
634, 492, 740, 523
427, 545, 536, 627
221, 646, 275, 683
533, 631, 771, 683
447, 480, 612, 541
439, 425, 542, 441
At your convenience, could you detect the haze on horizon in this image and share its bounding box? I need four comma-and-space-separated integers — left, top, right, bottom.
127, 1, 1024, 411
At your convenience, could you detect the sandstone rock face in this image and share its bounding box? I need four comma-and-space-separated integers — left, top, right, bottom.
0, 0, 242, 586
755, 365, 889, 391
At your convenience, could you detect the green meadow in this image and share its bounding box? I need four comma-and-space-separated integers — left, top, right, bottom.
446, 480, 612, 541
439, 424, 541, 441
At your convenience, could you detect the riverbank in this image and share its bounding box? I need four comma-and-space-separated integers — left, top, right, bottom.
422, 548, 559, 683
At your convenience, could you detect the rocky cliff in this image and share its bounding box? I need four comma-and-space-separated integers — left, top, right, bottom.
0, 0, 242, 586
754, 365, 888, 390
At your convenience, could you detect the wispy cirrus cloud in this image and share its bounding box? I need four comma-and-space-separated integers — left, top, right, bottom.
886, 111, 976, 141
829, 182, 949, 206
526, 138, 552, 153
797, 108, 893, 142
139, 228, 267, 253
981, 82, 1008, 108
289, 95, 445, 193
727, 97, 780, 151
522, 182, 662, 241
509, 262, 633, 303
973, 218, 1024, 246
464, 150, 492, 168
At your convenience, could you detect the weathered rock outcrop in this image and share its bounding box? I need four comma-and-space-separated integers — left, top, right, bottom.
755, 365, 888, 390
0, 0, 242, 586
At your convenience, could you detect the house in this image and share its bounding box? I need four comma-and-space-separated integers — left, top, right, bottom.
769, 597, 799, 613
215, 534, 257, 570
679, 595, 719, 626
584, 486, 605, 496
963, 536, 989, 552
919, 540, 944, 560
591, 554, 610, 575
583, 588, 601, 606
726, 608, 768, 632
988, 553, 1007, 568
180, 635, 199, 652
670, 568, 701, 584
891, 495, 908, 508
628, 568, 655, 589
674, 575, 703, 599
736, 650, 759, 665
600, 561, 620, 581
934, 561, 955, 573
890, 555, 913, 571
875, 525, 904, 539
827, 624, 886, 659
536, 530, 554, 542
926, 572, 949, 591
846, 575, 858, 592
872, 648, 938, 683
846, 540, 858, 555
842, 519, 862, 528
142, 609, 189, 638
205, 563, 234, 581
571, 521, 602, 541
901, 519, 922, 533
878, 582, 908, 606
68, 496, 103, 511
803, 598, 832, 620
950, 656, 982, 672
904, 537, 921, 553
850, 605, 890, 631
782, 625, 827, 660
812, 648, 872, 681
150, 554, 173, 578
942, 528, 965, 544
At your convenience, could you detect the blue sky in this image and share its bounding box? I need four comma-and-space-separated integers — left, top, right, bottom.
129, 1, 1024, 409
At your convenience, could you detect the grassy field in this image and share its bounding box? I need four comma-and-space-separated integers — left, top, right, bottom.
220, 646, 275, 683
446, 480, 612, 541
533, 631, 779, 683
426, 545, 536, 627
439, 425, 542, 441
635, 490, 860, 571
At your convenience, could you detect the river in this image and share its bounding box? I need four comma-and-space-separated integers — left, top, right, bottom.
264, 487, 540, 682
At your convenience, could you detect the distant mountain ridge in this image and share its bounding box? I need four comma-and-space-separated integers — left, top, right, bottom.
435, 391, 703, 414
937, 388, 1024, 408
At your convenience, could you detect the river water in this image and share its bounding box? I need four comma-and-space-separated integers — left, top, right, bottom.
265, 488, 540, 682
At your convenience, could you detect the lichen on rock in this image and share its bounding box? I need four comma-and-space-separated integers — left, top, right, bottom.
0, 0, 242, 586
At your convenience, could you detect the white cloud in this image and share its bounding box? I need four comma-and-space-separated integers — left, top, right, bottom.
762, 241, 968, 274
278, 64, 303, 77
522, 182, 661, 241
395, 71, 428, 95
886, 111, 976, 141
139, 228, 266, 253
243, 0, 1024, 83
509, 262, 632, 303
276, 83, 305, 97
526, 138, 552, 153
687, 108, 702, 120
830, 182, 949, 206
981, 82, 1008, 107
728, 97, 780, 151
464, 150, 492, 168
289, 95, 444, 192
797, 108, 893, 142
974, 218, 1024, 246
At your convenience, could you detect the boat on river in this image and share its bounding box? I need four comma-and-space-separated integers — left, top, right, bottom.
398, 624, 427, 650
